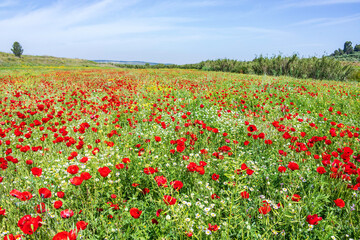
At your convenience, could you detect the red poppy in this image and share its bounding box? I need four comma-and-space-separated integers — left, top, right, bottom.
142, 188, 150, 194
129, 208, 142, 219
76, 221, 88, 231
258, 203, 271, 215
208, 224, 219, 231
98, 166, 111, 178
288, 162, 299, 171
31, 167, 42, 177
35, 203, 47, 213
122, 158, 131, 164
278, 166, 286, 173
57, 191, 65, 198
247, 125, 257, 132
80, 172, 92, 180
240, 191, 249, 199
39, 188, 52, 198
79, 157, 88, 163
52, 230, 77, 240
316, 167, 326, 174
170, 180, 183, 190
163, 195, 177, 205
156, 209, 164, 217
151, 218, 159, 225
211, 173, 219, 181
70, 176, 83, 186
54, 200, 63, 209
116, 163, 125, 169
155, 136, 161, 142
291, 194, 301, 202
67, 165, 79, 175
211, 193, 220, 199
17, 215, 42, 235
144, 167, 158, 175
60, 209, 74, 219
334, 199, 345, 208
155, 175, 168, 187
0, 207, 5, 216
306, 214, 322, 225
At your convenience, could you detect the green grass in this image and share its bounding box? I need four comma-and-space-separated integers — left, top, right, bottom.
0, 51, 98, 67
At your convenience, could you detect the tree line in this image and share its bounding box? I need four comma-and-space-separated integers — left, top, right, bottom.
330, 41, 360, 56
114, 54, 355, 81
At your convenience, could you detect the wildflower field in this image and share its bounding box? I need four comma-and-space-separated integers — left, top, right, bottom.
0, 67, 360, 239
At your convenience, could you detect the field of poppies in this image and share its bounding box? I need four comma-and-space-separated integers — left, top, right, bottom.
0, 67, 359, 239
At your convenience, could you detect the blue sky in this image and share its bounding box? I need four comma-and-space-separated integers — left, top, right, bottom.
0, 0, 359, 64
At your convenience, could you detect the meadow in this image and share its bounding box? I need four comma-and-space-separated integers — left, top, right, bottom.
0, 67, 359, 239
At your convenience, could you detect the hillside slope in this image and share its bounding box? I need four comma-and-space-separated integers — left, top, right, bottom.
0, 51, 98, 66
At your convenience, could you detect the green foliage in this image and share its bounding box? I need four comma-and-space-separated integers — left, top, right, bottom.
115, 55, 355, 81
11, 42, 23, 58
354, 44, 360, 52
344, 41, 354, 55
331, 52, 360, 62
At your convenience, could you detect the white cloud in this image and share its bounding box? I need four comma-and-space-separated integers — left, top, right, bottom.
280, 0, 360, 8
291, 13, 360, 27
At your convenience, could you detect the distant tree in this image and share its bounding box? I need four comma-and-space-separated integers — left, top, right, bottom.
333, 50, 340, 56
11, 42, 24, 57
354, 44, 360, 52
343, 41, 354, 54
338, 48, 344, 55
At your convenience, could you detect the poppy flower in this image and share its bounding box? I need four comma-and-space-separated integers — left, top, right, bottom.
54, 200, 63, 209
39, 188, 51, 198
154, 175, 168, 187
154, 136, 161, 142
151, 218, 159, 225
67, 165, 79, 175
306, 214, 322, 225
116, 163, 125, 169
76, 221, 88, 231
211, 173, 219, 181
129, 208, 142, 219
122, 158, 130, 164
316, 167, 326, 174
278, 166, 286, 173
31, 167, 42, 177
17, 215, 42, 235
79, 157, 88, 163
57, 191, 65, 198
288, 162, 299, 171
98, 166, 111, 178
60, 209, 74, 219
52, 230, 77, 240
70, 176, 83, 186
334, 199, 345, 208
246, 169, 254, 175
80, 172, 92, 180
258, 203, 271, 215
247, 125, 257, 132
156, 209, 164, 217
0, 207, 6, 216
291, 194, 301, 202
144, 167, 158, 175
208, 224, 219, 231
142, 188, 150, 194
241, 191, 249, 199
35, 203, 47, 213
163, 195, 177, 205
211, 193, 220, 199
170, 180, 183, 190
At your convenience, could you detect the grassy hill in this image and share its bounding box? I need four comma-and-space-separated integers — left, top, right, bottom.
331, 52, 360, 62
0, 51, 98, 67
